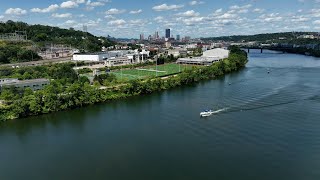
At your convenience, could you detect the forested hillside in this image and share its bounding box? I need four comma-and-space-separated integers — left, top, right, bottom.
0, 20, 115, 51
202, 32, 319, 43
0, 20, 115, 64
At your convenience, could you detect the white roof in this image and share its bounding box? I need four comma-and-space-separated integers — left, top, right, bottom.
202, 48, 229, 58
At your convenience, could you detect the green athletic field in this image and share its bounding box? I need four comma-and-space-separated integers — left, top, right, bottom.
111, 63, 192, 80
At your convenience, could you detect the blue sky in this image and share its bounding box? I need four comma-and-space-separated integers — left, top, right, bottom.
0, 0, 319, 38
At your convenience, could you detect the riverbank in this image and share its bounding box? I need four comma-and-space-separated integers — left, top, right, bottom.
269, 47, 320, 57
0, 47, 248, 121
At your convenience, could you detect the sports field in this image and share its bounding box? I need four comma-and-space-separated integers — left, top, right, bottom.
111, 63, 192, 80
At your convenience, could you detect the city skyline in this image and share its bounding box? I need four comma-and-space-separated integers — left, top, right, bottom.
0, 0, 319, 38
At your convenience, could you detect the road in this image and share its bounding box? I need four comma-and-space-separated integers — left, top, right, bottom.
0, 57, 72, 68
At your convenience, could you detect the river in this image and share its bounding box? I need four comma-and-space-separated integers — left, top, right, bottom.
1, 50, 320, 180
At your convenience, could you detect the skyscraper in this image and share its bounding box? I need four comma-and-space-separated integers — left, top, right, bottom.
140, 34, 144, 41
165, 29, 170, 39
176, 35, 180, 41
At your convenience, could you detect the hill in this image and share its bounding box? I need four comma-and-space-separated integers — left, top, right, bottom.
0, 20, 116, 64
201, 32, 319, 44
0, 20, 115, 51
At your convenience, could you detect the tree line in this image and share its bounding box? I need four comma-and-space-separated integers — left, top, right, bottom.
0, 41, 41, 64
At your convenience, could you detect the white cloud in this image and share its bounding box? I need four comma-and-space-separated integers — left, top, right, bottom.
311, 9, 320, 17
61, 1, 79, 8
87, 18, 102, 27
52, 13, 72, 18
0, 15, 4, 19
180, 16, 206, 26
229, 4, 252, 14
253, 8, 264, 13
105, 15, 116, 19
105, 8, 126, 15
65, 20, 76, 24
259, 13, 283, 22
291, 15, 309, 22
31, 4, 59, 13
212, 8, 223, 16
108, 19, 126, 26
313, 20, 320, 24
86, 0, 105, 7
230, 4, 252, 10
189, 1, 205, 6
5, 8, 27, 15
152, 4, 184, 11
129, 19, 144, 24
176, 10, 200, 17
154, 16, 164, 22
130, 9, 142, 14
216, 12, 237, 19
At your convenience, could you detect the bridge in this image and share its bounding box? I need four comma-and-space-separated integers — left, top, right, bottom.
241, 46, 294, 53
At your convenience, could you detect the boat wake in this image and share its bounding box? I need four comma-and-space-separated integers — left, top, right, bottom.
211, 108, 229, 114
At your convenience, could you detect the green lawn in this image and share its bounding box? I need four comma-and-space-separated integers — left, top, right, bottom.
111, 63, 193, 80
81, 63, 194, 80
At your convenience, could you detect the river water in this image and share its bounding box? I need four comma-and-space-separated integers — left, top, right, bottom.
1, 50, 320, 180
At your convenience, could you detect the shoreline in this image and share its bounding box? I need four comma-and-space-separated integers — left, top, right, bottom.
0, 48, 248, 122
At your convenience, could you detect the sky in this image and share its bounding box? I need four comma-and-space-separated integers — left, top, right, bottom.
0, 0, 319, 38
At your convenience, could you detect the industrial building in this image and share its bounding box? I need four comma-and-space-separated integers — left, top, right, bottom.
176, 48, 229, 66
72, 50, 150, 66
72, 52, 109, 61
105, 57, 131, 66
0, 78, 50, 91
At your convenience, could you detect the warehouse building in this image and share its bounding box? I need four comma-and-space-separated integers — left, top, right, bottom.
72, 50, 150, 65
0, 78, 50, 91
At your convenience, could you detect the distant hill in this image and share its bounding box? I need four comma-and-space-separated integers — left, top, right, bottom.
0, 20, 115, 52
201, 32, 319, 44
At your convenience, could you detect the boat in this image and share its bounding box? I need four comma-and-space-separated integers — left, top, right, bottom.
200, 110, 214, 117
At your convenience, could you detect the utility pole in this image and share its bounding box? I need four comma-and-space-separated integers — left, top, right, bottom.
121, 65, 123, 80
156, 60, 158, 77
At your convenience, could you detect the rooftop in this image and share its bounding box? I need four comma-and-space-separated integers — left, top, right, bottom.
0, 78, 49, 86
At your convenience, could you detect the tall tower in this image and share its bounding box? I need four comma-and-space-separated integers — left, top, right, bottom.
83, 25, 88, 52
165, 29, 170, 39
140, 33, 144, 41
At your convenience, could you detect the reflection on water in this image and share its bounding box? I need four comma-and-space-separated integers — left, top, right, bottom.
1, 49, 320, 180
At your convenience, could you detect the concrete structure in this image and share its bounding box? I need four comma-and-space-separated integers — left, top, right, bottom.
177, 48, 229, 66
165, 41, 172, 48
0, 78, 50, 91
167, 48, 188, 57
105, 57, 131, 66
177, 57, 221, 66
38, 44, 74, 60
0, 31, 27, 41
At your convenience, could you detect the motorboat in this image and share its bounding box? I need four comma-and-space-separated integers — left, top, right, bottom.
200, 110, 214, 117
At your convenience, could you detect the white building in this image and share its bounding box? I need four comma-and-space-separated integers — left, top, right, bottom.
202, 48, 229, 59
177, 48, 229, 66
73, 50, 150, 65
73, 53, 109, 61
